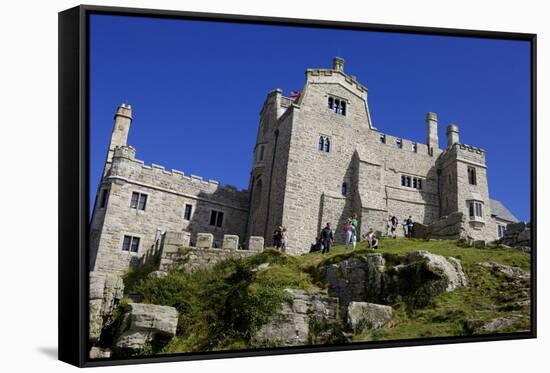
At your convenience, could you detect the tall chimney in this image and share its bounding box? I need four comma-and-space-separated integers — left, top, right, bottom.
446, 124, 460, 148
333, 56, 345, 72
426, 112, 439, 155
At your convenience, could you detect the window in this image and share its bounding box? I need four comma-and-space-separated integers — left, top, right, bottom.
184, 204, 193, 221
341, 182, 348, 196
130, 192, 147, 210
401, 175, 423, 190
448, 174, 452, 184
468, 201, 483, 218
122, 235, 140, 253
396, 138, 402, 149
412, 143, 417, 152
467, 167, 477, 185
497, 224, 506, 238
328, 96, 346, 116
98, 188, 109, 208
319, 136, 330, 153
259, 145, 265, 161
380, 134, 386, 144
209, 210, 224, 227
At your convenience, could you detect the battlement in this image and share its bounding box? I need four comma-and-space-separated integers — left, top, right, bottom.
111, 145, 248, 194
158, 232, 264, 273
456, 143, 485, 154
306, 68, 368, 94
378, 132, 430, 156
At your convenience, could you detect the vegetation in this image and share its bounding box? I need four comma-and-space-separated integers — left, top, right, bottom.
121, 238, 531, 354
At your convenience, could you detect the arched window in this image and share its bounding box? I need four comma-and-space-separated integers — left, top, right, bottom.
319, 136, 324, 151
341, 182, 348, 196
324, 137, 330, 152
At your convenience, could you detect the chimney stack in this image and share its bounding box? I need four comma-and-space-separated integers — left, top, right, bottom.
426, 112, 439, 155
333, 56, 345, 72
446, 124, 460, 148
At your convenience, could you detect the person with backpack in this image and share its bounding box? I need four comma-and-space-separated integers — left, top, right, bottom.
320, 222, 334, 254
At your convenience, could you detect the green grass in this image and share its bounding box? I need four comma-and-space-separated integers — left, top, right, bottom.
118, 239, 530, 354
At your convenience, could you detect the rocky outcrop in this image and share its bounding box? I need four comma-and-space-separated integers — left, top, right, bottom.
478, 262, 530, 281
319, 251, 467, 311
428, 212, 468, 240
498, 222, 531, 251
467, 315, 521, 334
89, 272, 124, 343
347, 302, 393, 333
89, 347, 112, 359
116, 303, 178, 352
253, 288, 339, 347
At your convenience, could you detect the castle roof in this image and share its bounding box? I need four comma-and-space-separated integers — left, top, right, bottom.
490, 199, 520, 223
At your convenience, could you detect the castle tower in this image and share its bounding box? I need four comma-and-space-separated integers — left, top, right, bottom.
446, 124, 460, 148
426, 112, 439, 155
103, 103, 133, 176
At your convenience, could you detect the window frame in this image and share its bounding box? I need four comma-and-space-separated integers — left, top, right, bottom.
130, 191, 148, 211
184, 203, 193, 221
468, 166, 477, 185
122, 234, 141, 253
209, 210, 224, 228
98, 188, 109, 209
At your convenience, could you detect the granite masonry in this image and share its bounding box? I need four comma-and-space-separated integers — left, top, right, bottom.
90, 57, 521, 273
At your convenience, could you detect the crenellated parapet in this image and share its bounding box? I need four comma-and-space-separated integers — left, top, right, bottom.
158, 232, 265, 273
110, 145, 249, 196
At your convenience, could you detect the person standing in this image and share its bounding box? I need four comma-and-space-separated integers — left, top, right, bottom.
320, 222, 334, 254
402, 217, 408, 238
344, 219, 353, 249
391, 215, 398, 239
273, 226, 283, 251
281, 227, 288, 252
386, 215, 392, 237
406, 216, 414, 238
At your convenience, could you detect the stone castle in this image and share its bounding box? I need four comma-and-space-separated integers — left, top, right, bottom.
90, 57, 519, 274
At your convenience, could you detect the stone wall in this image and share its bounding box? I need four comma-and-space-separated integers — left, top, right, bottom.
158, 231, 264, 273
90, 147, 249, 275
499, 222, 531, 250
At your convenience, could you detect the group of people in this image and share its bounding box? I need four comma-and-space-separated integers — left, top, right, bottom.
386, 215, 415, 238
272, 225, 289, 252
309, 213, 379, 254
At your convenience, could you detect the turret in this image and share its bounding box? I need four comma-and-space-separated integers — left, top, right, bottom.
426, 112, 439, 155
103, 103, 133, 176
446, 124, 460, 148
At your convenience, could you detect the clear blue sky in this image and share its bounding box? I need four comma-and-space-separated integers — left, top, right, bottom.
90, 14, 531, 221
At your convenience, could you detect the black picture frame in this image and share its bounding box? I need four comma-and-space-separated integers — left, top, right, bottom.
58, 4, 537, 368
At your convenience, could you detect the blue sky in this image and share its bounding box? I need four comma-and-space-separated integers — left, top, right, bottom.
90, 14, 531, 221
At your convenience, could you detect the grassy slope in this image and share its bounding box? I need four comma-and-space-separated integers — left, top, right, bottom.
123, 238, 531, 354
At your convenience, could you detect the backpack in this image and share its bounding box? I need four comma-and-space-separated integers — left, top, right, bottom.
343, 223, 352, 232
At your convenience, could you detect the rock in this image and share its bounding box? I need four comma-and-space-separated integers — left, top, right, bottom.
475, 316, 520, 334
478, 262, 530, 280
347, 302, 393, 332
411, 222, 430, 239
89, 347, 112, 359
89, 272, 124, 343
116, 303, 178, 352
405, 251, 468, 291
148, 270, 168, 279
319, 251, 467, 310
252, 262, 270, 272
429, 212, 468, 240
253, 287, 339, 347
